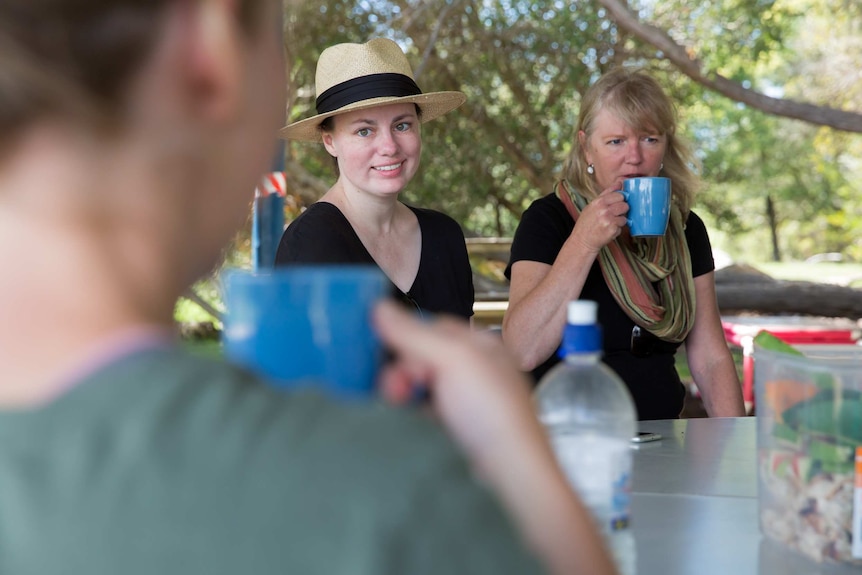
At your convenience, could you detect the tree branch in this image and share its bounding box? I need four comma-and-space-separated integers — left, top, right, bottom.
597, 0, 862, 133
182, 287, 223, 322
413, 0, 462, 78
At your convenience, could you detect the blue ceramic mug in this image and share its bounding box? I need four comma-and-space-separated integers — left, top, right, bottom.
621, 177, 671, 237
221, 266, 388, 399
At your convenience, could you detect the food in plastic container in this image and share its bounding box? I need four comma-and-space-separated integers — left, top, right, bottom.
754, 331, 862, 565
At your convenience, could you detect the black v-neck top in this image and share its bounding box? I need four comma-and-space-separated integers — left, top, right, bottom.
275, 202, 474, 320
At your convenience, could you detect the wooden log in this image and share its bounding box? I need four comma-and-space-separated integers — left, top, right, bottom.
716, 281, 862, 319
713, 264, 862, 318
473, 263, 862, 320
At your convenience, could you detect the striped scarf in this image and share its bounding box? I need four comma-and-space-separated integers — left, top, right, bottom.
556, 180, 696, 343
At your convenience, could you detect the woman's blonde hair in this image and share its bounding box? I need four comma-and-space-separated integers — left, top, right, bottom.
563, 68, 699, 216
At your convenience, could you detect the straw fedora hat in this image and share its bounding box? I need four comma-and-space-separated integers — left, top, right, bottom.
280, 38, 466, 142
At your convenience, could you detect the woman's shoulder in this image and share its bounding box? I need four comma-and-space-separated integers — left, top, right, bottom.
683, 209, 708, 237
518, 190, 570, 230
685, 208, 705, 226
277, 202, 366, 265
683, 209, 715, 275
281, 202, 353, 242
407, 205, 456, 223
406, 205, 463, 233
525, 191, 566, 213
290, 202, 348, 227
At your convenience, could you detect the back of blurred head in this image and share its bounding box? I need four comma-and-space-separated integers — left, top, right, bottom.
564, 67, 697, 214
0, 0, 284, 394
0, 0, 270, 144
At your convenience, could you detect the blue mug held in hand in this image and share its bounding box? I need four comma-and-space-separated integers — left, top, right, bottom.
621, 177, 671, 237
221, 265, 388, 399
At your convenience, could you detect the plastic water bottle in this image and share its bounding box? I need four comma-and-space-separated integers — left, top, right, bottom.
534, 300, 637, 575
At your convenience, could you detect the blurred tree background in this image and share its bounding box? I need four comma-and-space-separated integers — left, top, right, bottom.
180, 0, 862, 328
277, 0, 861, 263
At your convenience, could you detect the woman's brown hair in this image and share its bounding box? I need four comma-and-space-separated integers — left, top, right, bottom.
0, 0, 264, 150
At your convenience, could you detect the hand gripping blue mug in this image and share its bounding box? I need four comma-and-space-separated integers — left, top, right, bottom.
621, 177, 672, 237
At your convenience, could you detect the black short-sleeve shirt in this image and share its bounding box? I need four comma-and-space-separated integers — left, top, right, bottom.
505, 192, 715, 420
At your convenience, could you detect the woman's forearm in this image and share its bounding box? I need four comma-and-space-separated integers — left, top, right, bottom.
690, 353, 746, 417
503, 238, 599, 370
686, 273, 746, 417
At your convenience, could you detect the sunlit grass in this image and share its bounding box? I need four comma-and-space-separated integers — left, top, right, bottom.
755, 262, 862, 286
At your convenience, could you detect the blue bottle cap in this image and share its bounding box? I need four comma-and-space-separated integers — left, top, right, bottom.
558, 322, 602, 358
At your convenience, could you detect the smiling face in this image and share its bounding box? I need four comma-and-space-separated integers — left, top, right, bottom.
580, 107, 666, 191
321, 103, 422, 198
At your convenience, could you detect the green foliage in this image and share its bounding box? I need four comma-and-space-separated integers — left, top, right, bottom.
649, 0, 798, 73
174, 278, 225, 326
278, 0, 862, 262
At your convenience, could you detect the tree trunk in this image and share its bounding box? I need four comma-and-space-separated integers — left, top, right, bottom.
716, 281, 862, 319
765, 195, 781, 262
713, 264, 862, 318
470, 258, 862, 320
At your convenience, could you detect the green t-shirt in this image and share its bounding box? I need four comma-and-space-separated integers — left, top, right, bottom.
0, 347, 545, 574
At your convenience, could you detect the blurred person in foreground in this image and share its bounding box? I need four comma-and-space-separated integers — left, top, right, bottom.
275, 38, 474, 321
0, 0, 616, 574
503, 68, 745, 420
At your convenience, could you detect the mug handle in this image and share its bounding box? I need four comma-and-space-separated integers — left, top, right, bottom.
620, 188, 634, 229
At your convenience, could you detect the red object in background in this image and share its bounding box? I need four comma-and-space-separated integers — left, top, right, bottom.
720, 316, 862, 409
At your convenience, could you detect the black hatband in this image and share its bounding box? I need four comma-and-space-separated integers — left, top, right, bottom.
316, 73, 422, 114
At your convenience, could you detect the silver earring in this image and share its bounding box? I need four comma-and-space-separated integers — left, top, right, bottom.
587, 164, 595, 175
660, 163, 664, 171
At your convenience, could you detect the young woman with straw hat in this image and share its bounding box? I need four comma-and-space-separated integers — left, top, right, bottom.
275, 38, 474, 320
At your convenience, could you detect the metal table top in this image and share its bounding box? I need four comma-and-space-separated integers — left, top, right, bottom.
630, 417, 859, 575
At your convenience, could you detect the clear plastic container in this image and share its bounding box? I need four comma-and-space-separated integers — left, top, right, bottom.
754, 344, 862, 565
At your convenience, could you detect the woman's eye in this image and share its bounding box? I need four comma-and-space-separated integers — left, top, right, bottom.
644, 136, 660, 144
607, 138, 624, 145
356, 128, 372, 137
395, 122, 411, 132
